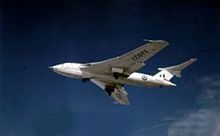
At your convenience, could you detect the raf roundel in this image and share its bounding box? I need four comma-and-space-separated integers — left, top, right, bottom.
142, 75, 148, 80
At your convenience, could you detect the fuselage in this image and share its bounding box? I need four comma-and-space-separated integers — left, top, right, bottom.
50, 62, 176, 87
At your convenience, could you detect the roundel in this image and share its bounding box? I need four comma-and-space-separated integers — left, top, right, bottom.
142, 75, 148, 80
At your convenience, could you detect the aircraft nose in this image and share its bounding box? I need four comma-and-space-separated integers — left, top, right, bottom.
49, 64, 62, 71
49, 66, 54, 69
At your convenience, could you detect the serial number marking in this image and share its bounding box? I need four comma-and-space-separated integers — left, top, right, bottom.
131, 49, 148, 61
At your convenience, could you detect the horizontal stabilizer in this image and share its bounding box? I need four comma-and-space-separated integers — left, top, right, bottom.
158, 58, 197, 78
154, 58, 197, 81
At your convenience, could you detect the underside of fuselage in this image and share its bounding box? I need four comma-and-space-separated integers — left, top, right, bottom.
88, 73, 163, 87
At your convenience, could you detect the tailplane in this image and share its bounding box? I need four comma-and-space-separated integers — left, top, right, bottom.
154, 58, 197, 81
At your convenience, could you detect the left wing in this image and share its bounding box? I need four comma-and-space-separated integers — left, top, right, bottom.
81, 40, 168, 76
91, 79, 129, 105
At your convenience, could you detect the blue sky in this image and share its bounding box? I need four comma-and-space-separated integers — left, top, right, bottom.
1, 0, 220, 136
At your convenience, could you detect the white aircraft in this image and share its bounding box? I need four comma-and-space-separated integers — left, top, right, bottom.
50, 40, 197, 105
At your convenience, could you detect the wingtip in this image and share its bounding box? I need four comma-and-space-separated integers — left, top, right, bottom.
142, 39, 169, 45
189, 58, 197, 63
190, 58, 198, 61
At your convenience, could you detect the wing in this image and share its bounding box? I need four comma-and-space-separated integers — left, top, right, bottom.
81, 40, 169, 75
91, 79, 129, 105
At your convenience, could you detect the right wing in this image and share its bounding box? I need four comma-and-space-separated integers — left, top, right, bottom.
91, 79, 129, 105
81, 40, 169, 76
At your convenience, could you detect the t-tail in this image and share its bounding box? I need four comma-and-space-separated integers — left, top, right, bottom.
154, 58, 197, 83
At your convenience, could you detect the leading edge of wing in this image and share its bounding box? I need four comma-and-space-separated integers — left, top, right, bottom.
88, 40, 169, 65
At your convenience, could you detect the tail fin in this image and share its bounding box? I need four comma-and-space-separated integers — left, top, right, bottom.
154, 58, 197, 81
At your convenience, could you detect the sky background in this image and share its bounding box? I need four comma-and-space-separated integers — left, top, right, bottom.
1, 0, 220, 136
